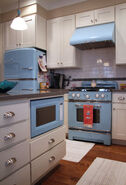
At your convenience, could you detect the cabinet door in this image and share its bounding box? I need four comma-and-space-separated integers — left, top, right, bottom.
112, 103, 126, 140
22, 15, 35, 47
94, 6, 114, 25
76, 11, 94, 28
3, 21, 17, 50
116, 4, 126, 64
36, 15, 47, 50
60, 15, 76, 67
47, 18, 61, 68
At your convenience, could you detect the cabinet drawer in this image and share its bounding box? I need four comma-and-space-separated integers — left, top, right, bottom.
0, 102, 29, 127
31, 140, 66, 184
0, 141, 30, 180
0, 120, 30, 150
112, 93, 126, 103
0, 164, 30, 185
30, 126, 65, 160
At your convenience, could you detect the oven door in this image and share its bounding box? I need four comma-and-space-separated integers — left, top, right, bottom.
68, 101, 111, 132
30, 97, 64, 138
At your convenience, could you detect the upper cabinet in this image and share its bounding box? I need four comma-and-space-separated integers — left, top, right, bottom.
47, 15, 80, 69
116, 3, 126, 65
76, 6, 114, 28
3, 14, 46, 51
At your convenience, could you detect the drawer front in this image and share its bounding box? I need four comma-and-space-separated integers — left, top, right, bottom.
0, 102, 29, 127
0, 141, 30, 180
0, 120, 30, 150
112, 93, 126, 103
0, 164, 30, 185
30, 126, 66, 160
31, 140, 66, 183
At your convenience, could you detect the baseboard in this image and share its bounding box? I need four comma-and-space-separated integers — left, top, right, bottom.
112, 139, 126, 145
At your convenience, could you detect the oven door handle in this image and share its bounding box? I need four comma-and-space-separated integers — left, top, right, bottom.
75, 104, 101, 108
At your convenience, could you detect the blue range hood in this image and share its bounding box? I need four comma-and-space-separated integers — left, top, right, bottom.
70, 22, 115, 50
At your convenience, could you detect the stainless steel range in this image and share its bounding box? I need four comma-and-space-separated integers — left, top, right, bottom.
68, 81, 118, 145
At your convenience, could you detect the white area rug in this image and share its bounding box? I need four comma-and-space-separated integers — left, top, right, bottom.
62, 139, 95, 162
76, 157, 126, 185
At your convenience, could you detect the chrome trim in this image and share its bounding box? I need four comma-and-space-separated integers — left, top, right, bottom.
69, 127, 111, 133
69, 99, 111, 103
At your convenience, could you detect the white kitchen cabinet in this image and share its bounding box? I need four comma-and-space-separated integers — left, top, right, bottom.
31, 140, 66, 184
30, 126, 66, 184
47, 15, 80, 68
3, 14, 46, 51
116, 3, 126, 64
0, 100, 30, 183
47, 17, 61, 68
0, 164, 30, 185
76, 6, 114, 28
112, 93, 126, 141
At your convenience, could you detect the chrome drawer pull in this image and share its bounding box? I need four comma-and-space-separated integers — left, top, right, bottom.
48, 138, 55, 144
4, 112, 15, 119
22, 67, 33, 70
118, 97, 125, 101
5, 158, 16, 167
49, 156, 55, 163
4, 133, 16, 141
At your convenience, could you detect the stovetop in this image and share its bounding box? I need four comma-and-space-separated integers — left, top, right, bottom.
70, 87, 113, 92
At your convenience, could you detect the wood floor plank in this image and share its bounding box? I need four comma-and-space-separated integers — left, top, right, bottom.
36, 144, 126, 185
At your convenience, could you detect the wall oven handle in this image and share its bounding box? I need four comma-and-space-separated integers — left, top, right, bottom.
75, 104, 101, 108
48, 138, 55, 144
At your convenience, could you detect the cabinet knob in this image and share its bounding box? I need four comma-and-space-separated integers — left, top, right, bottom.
5, 158, 16, 167
91, 19, 93, 23
57, 62, 59, 64
113, 108, 116, 110
3, 112, 15, 119
49, 156, 55, 162
95, 19, 97, 22
16, 44, 18, 46
118, 97, 125, 101
19, 43, 21, 46
4, 133, 16, 141
61, 62, 63, 64
48, 138, 55, 144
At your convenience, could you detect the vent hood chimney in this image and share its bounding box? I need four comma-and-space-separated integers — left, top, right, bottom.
70, 22, 115, 50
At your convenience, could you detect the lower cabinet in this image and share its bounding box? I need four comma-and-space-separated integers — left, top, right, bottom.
31, 140, 66, 184
0, 141, 30, 180
0, 164, 30, 185
112, 103, 126, 140
112, 93, 126, 143
30, 126, 66, 184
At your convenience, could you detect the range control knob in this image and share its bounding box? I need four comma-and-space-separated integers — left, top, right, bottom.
86, 94, 90, 99
101, 93, 105, 98
95, 93, 99, 98
76, 93, 80, 98
72, 93, 75, 98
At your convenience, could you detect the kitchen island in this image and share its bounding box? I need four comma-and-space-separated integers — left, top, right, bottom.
0, 89, 68, 185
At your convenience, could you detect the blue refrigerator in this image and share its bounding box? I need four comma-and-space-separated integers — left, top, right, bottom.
4, 48, 46, 93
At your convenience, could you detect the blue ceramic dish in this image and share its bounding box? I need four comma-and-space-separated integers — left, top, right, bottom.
0, 80, 17, 93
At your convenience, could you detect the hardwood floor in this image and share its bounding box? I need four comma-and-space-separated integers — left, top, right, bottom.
36, 144, 126, 185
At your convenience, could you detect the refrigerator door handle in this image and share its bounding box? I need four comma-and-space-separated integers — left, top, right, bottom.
22, 67, 33, 70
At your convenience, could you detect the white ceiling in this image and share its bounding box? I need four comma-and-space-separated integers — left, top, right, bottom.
0, 0, 87, 13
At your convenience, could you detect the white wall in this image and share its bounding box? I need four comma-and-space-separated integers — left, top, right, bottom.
0, 23, 3, 81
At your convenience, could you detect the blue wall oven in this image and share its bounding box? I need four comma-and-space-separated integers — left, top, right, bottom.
30, 97, 64, 138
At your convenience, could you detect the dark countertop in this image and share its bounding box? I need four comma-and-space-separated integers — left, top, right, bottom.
112, 89, 126, 92
0, 89, 69, 101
